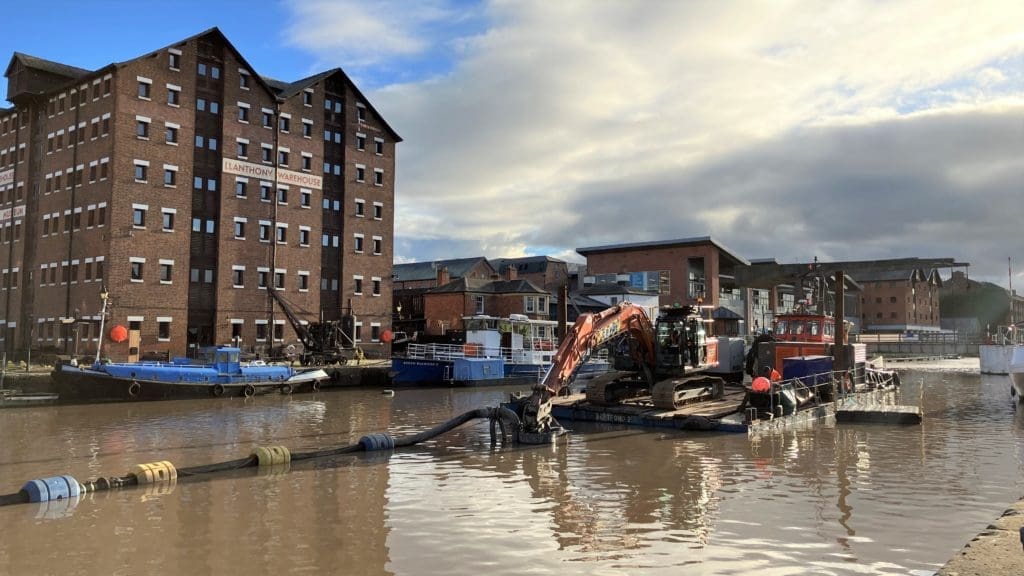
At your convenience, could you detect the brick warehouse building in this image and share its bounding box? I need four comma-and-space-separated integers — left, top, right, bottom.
0, 28, 400, 361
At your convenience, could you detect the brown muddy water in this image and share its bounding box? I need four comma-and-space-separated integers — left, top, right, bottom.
0, 368, 1020, 575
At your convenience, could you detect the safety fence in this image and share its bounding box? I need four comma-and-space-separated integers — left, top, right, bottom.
745, 368, 900, 422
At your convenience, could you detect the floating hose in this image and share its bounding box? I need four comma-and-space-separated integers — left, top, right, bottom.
0, 406, 520, 508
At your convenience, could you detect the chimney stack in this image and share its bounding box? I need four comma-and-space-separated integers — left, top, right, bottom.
505, 266, 518, 281
436, 266, 450, 286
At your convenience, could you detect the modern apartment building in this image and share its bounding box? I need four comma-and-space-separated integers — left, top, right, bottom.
0, 28, 400, 361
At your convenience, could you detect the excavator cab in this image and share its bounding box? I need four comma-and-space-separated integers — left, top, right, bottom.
654, 306, 711, 374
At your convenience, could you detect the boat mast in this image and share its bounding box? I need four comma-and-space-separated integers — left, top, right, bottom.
94, 287, 109, 365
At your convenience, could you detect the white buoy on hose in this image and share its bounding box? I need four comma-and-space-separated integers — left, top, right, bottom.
382, 389, 395, 397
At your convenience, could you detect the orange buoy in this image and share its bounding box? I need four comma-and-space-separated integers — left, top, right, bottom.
751, 376, 772, 393
110, 325, 128, 343
381, 329, 393, 343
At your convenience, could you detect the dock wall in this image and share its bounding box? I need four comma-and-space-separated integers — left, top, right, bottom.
938, 498, 1024, 575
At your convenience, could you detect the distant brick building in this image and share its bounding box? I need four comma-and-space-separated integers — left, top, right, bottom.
392, 257, 496, 335
577, 236, 750, 308
422, 267, 549, 335
0, 28, 399, 361
489, 256, 569, 294
858, 269, 942, 333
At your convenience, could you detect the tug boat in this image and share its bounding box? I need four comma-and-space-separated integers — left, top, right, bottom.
747, 311, 900, 394
51, 346, 328, 403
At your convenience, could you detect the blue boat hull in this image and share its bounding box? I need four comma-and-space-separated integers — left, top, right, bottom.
51, 363, 316, 404
390, 357, 535, 387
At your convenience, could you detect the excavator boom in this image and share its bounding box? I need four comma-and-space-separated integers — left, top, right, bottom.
522, 303, 656, 433
515, 301, 727, 440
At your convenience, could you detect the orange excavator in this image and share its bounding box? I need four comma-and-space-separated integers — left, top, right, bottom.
519, 302, 724, 437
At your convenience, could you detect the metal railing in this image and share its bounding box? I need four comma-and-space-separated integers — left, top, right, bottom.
747, 368, 900, 422
403, 343, 609, 365
856, 332, 983, 345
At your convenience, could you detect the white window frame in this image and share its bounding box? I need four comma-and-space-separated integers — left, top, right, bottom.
166, 83, 181, 108
129, 257, 146, 283
255, 319, 268, 341
158, 259, 174, 285
232, 265, 246, 288
133, 159, 149, 183
131, 203, 148, 229
161, 207, 176, 232
237, 101, 251, 123
233, 216, 247, 240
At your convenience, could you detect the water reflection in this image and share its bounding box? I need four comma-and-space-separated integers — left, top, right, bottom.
0, 373, 1021, 575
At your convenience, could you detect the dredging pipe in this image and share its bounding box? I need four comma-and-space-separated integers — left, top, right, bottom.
0, 406, 523, 508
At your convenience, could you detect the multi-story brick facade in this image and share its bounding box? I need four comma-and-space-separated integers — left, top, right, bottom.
577, 237, 750, 310
857, 269, 942, 333
0, 28, 399, 361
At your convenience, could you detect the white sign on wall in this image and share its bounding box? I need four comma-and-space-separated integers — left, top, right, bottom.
221, 158, 323, 190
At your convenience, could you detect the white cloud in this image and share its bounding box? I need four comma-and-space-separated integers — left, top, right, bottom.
289, 0, 1024, 281
284, 0, 459, 66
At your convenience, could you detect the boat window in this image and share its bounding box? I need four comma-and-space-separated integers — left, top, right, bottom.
229, 352, 239, 363
825, 323, 834, 337
793, 322, 805, 335
809, 322, 820, 336
218, 352, 228, 364
775, 321, 788, 336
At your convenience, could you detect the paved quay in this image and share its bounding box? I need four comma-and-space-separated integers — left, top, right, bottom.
938, 498, 1024, 576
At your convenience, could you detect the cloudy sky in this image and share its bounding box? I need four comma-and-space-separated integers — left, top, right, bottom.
3, 1, 1022, 283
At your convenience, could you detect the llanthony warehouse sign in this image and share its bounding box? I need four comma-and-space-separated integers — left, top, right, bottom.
221, 158, 323, 191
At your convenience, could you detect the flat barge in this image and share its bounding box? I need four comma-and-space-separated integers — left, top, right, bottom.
546, 378, 917, 434
547, 387, 846, 434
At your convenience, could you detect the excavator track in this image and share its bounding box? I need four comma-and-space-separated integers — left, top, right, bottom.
585, 371, 648, 406
650, 375, 726, 410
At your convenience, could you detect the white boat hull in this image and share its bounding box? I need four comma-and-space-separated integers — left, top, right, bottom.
1008, 347, 1024, 402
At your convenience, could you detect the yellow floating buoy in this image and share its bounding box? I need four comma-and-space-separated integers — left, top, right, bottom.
130, 460, 177, 484
251, 445, 291, 467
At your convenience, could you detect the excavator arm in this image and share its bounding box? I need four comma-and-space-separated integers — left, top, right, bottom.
521, 303, 656, 435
